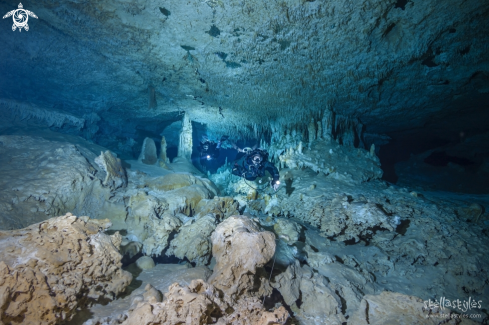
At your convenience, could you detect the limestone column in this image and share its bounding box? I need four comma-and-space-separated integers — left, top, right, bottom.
322, 109, 334, 141
343, 124, 355, 147
159, 136, 170, 168
177, 113, 192, 160
308, 118, 317, 143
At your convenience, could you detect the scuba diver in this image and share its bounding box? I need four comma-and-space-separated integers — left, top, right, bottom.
199, 135, 228, 168
232, 148, 281, 191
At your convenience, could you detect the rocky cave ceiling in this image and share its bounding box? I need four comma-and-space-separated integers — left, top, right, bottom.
0, 0, 488, 151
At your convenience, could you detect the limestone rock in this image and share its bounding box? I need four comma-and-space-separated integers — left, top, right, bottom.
120, 280, 288, 325
303, 244, 335, 268
144, 172, 213, 191
272, 260, 302, 306
298, 270, 345, 323
110, 231, 123, 249
0, 213, 132, 325
177, 113, 192, 161
277, 136, 382, 184
273, 218, 303, 245
141, 213, 182, 257
457, 203, 484, 223
0, 135, 114, 230
136, 256, 155, 270
138, 137, 157, 165
320, 194, 401, 242
114, 216, 287, 325
208, 215, 276, 303
272, 260, 345, 324
124, 191, 180, 256
194, 196, 241, 220
86, 264, 212, 322
94, 150, 128, 189
165, 214, 217, 265
158, 136, 170, 169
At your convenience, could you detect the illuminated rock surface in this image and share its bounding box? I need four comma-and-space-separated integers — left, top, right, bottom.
0, 214, 132, 325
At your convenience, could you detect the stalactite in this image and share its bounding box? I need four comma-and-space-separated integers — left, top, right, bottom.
317, 120, 322, 140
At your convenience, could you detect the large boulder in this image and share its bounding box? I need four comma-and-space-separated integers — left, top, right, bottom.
165, 214, 217, 265
113, 215, 288, 325
272, 260, 346, 324
0, 213, 132, 325
208, 215, 276, 303
94, 150, 127, 189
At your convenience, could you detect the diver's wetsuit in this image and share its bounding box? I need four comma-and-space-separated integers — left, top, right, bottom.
232, 152, 279, 183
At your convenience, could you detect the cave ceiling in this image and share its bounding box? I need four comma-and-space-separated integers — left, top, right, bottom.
0, 0, 488, 144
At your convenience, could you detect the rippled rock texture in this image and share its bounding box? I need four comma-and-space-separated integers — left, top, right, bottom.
0, 214, 132, 325
98, 216, 288, 325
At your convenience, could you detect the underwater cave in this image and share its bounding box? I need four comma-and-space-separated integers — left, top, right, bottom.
0, 0, 488, 324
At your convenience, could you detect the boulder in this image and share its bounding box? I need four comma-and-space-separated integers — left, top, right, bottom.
208, 215, 276, 303
273, 218, 303, 245
94, 150, 127, 189
116, 216, 287, 325
165, 214, 217, 265
194, 196, 241, 220
272, 260, 346, 324
0, 213, 132, 325
136, 256, 155, 270
120, 280, 288, 325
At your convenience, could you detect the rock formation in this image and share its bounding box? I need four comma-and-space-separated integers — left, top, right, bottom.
272, 260, 346, 324
94, 150, 128, 189
273, 218, 303, 245
138, 137, 157, 165
119, 279, 288, 325
0, 213, 132, 325
102, 216, 288, 325
0, 135, 115, 230
158, 136, 170, 169
165, 214, 217, 265
177, 113, 193, 161
208, 215, 276, 303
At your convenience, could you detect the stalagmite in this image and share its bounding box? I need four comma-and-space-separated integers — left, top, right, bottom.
322, 109, 334, 141
308, 118, 317, 143
158, 136, 170, 168
177, 113, 192, 161
139, 137, 157, 165
343, 123, 355, 147
370, 143, 376, 157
